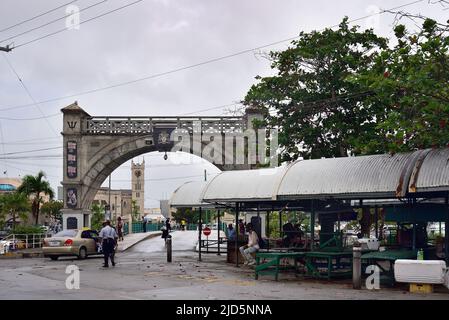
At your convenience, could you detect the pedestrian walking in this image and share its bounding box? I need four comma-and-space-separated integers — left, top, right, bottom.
99, 220, 118, 268
166, 217, 172, 232
117, 217, 124, 241
142, 216, 147, 233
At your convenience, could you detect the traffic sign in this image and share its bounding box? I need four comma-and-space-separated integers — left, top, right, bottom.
203, 227, 211, 237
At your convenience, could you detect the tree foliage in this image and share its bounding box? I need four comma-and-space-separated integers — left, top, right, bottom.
90, 203, 105, 231
244, 17, 449, 159
40, 200, 63, 221
0, 192, 30, 232
356, 18, 449, 153
17, 171, 54, 225
244, 18, 388, 160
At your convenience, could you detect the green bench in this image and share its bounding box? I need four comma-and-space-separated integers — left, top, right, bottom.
255, 252, 306, 281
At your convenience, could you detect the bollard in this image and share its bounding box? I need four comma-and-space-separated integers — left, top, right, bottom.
167, 237, 172, 263
353, 243, 362, 289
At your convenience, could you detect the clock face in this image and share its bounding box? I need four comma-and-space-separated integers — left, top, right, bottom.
134, 170, 141, 178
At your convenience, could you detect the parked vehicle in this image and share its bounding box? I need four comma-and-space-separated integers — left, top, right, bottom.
42, 229, 103, 260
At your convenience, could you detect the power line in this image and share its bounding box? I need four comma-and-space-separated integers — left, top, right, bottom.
0, 136, 61, 144
0, 113, 61, 121
2, 54, 59, 136
0, 0, 109, 44
0, 0, 78, 33
0, 0, 426, 114
0, 146, 62, 156
12, 0, 145, 49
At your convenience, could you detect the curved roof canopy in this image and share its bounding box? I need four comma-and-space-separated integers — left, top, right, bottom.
408, 148, 449, 194
169, 181, 213, 208
170, 148, 449, 207
201, 167, 287, 203
276, 150, 428, 200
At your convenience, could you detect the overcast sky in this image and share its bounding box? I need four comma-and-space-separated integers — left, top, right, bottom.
0, 0, 447, 208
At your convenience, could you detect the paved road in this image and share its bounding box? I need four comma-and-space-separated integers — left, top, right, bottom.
131, 230, 198, 253
0, 231, 448, 300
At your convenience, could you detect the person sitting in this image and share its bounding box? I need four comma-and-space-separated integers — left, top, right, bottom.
239, 223, 260, 266
282, 221, 295, 247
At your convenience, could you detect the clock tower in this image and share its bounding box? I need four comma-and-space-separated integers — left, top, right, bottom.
131, 158, 145, 217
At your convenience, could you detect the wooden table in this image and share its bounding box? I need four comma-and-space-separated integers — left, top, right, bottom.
255, 252, 306, 281
304, 251, 354, 280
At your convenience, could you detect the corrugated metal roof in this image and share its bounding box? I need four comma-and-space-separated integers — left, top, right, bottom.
170, 148, 449, 205
201, 167, 287, 203
276, 150, 426, 200
169, 181, 212, 208
410, 148, 449, 193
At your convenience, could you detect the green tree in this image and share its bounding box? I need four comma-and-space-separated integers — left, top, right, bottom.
40, 200, 63, 221
90, 203, 105, 231
17, 171, 54, 225
0, 192, 30, 232
356, 18, 449, 153
172, 207, 199, 224
244, 18, 388, 160
131, 200, 141, 222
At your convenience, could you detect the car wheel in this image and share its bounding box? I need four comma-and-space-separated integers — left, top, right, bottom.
78, 247, 87, 260
50, 256, 59, 261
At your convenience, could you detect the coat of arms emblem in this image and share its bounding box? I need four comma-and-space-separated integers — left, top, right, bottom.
158, 131, 170, 144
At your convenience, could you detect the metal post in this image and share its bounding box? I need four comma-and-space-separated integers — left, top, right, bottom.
375, 206, 379, 239
412, 223, 417, 251
166, 237, 172, 263
310, 200, 315, 251
108, 175, 111, 219
353, 242, 362, 289
267, 210, 270, 252
217, 209, 221, 256
198, 207, 202, 262
235, 203, 239, 267
445, 195, 449, 266
279, 209, 282, 239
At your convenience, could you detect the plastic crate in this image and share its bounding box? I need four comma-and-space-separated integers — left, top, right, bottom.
410, 283, 433, 294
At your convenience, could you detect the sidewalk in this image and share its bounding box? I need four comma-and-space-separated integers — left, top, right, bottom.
0, 232, 161, 258
117, 231, 161, 252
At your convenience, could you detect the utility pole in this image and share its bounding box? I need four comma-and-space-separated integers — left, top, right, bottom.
108, 175, 111, 207
0, 45, 12, 52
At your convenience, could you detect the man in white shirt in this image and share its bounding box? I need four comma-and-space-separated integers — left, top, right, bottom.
239, 223, 260, 266
99, 220, 118, 268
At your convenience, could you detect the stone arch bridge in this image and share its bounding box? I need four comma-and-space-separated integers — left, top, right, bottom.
61, 102, 269, 229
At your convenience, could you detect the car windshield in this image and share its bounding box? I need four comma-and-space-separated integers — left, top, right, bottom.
54, 230, 77, 237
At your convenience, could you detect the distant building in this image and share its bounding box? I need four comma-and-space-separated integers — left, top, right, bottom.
131, 159, 145, 215
92, 158, 145, 225
0, 178, 21, 194
160, 199, 170, 218
92, 188, 132, 220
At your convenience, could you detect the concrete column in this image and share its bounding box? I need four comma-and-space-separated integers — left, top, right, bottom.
353, 243, 362, 289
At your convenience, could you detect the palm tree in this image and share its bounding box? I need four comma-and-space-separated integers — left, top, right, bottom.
17, 171, 54, 225
0, 193, 30, 232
